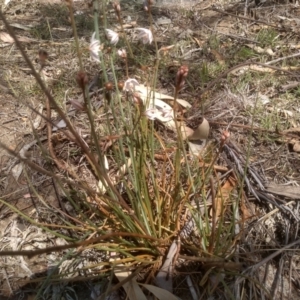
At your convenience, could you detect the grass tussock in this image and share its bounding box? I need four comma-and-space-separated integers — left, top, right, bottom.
1, 0, 300, 299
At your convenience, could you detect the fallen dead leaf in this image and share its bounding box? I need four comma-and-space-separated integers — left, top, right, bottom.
155, 240, 177, 292
265, 182, 300, 199
214, 176, 236, 219
11, 162, 23, 181
192, 36, 205, 48
240, 194, 252, 220
246, 44, 275, 56
292, 141, 300, 152
210, 49, 225, 65
17, 35, 38, 43
0, 31, 14, 43
185, 118, 210, 141
158, 45, 175, 56
97, 155, 109, 194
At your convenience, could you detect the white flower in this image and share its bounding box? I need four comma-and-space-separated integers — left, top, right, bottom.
105, 29, 119, 45
136, 28, 153, 44
117, 48, 127, 58
123, 78, 140, 92
89, 32, 100, 62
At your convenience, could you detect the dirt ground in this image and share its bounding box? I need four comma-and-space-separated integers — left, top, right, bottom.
1, 0, 300, 299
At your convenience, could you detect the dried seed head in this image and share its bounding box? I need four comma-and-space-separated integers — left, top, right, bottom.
76, 71, 88, 90
118, 81, 124, 90
38, 49, 48, 67
175, 65, 189, 91
143, 0, 154, 11
221, 130, 230, 144
112, 2, 121, 19
64, 0, 72, 6
105, 82, 113, 91
39, 49, 48, 70
113, 1, 121, 12
140, 65, 148, 72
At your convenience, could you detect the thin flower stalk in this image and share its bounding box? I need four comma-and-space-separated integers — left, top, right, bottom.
75, 70, 147, 234
0, 10, 138, 220
172, 65, 189, 146
203, 131, 231, 191
92, 1, 108, 82
118, 48, 129, 78
38, 49, 48, 71
65, 0, 82, 70
112, 2, 121, 21
175, 65, 189, 93
144, 0, 159, 59
112, 1, 133, 58
143, 0, 154, 12
143, 4, 160, 118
